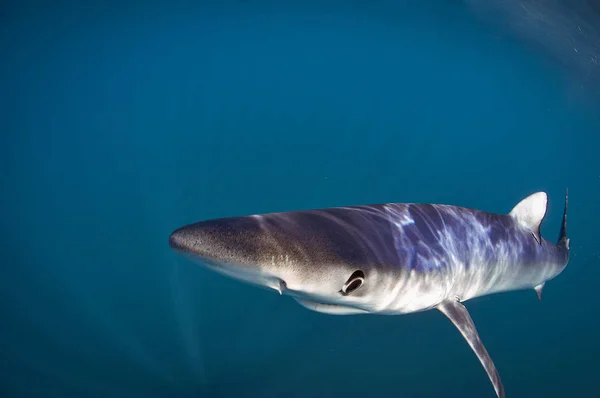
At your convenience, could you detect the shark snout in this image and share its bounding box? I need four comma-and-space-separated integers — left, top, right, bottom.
168, 227, 192, 253
168, 216, 263, 264
169, 216, 291, 294
168, 225, 215, 259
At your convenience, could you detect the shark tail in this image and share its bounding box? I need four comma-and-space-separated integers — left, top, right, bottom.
557, 188, 569, 250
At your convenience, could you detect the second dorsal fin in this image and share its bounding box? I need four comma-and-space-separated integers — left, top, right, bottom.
509, 192, 547, 244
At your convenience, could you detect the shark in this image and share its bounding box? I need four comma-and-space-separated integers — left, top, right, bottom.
169, 190, 570, 397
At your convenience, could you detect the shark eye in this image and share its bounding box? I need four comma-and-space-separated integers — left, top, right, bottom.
341, 270, 365, 295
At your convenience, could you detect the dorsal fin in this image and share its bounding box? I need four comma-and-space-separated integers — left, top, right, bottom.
509, 192, 547, 244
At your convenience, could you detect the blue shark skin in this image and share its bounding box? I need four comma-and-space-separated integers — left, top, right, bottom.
169, 191, 570, 397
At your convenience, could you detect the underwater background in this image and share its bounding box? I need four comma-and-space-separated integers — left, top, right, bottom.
2, 1, 600, 397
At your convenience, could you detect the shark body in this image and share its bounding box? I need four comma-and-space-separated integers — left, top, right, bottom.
169, 191, 570, 397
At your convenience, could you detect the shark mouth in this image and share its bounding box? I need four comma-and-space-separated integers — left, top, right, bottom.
293, 298, 369, 315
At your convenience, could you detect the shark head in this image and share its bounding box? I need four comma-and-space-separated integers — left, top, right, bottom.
169, 211, 397, 315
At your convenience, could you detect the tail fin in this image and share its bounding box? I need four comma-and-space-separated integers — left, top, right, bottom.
557, 188, 569, 250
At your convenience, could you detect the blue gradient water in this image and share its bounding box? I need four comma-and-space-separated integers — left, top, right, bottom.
2, 1, 599, 397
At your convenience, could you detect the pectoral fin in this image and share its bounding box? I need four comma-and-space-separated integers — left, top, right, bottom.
437, 299, 505, 398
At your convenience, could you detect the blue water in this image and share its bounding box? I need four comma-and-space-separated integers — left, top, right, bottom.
2, 1, 600, 397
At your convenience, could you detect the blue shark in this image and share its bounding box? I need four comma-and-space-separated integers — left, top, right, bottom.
169, 191, 570, 397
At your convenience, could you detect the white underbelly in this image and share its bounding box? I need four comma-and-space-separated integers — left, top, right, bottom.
377, 269, 449, 314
